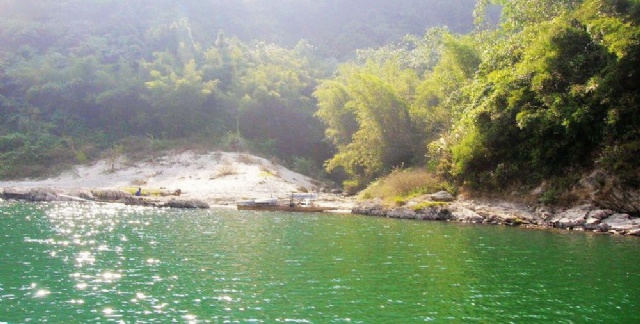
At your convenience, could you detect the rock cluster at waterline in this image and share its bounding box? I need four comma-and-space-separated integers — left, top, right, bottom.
1, 187, 209, 209
353, 199, 640, 236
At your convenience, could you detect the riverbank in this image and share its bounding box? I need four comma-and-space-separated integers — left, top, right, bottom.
1, 150, 638, 236
0, 151, 355, 210
352, 196, 640, 236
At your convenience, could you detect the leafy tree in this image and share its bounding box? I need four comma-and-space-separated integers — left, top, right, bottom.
234, 41, 326, 161
143, 54, 218, 138
448, 0, 640, 189
315, 60, 421, 189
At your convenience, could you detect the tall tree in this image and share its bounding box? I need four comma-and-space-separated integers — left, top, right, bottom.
315, 60, 421, 189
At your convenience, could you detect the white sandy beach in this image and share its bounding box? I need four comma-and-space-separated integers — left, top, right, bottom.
0, 151, 354, 208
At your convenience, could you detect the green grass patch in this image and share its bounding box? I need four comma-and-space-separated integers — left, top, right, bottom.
410, 201, 449, 211
392, 196, 406, 206
259, 170, 275, 178
122, 187, 166, 197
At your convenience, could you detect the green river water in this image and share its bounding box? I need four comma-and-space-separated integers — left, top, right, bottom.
1, 201, 639, 323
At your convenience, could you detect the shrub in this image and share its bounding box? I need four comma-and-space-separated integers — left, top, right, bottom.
598, 140, 640, 188
215, 160, 237, 177
0, 133, 27, 152
343, 179, 362, 196
292, 156, 312, 173
131, 178, 147, 186
392, 196, 406, 206
222, 132, 249, 152
237, 153, 257, 164
75, 151, 87, 163
364, 168, 450, 199
259, 165, 279, 178
538, 188, 558, 205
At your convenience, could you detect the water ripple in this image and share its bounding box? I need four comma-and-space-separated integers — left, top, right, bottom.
1, 202, 640, 322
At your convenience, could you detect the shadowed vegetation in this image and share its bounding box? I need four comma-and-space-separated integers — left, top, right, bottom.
1, 0, 638, 203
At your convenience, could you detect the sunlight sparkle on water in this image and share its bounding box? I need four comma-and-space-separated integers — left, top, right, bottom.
216, 295, 234, 302
183, 314, 198, 323
97, 271, 122, 283
75, 251, 95, 266
97, 244, 110, 251
152, 303, 169, 312
34, 290, 50, 298
75, 282, 88, 290
3, 202, 639, 323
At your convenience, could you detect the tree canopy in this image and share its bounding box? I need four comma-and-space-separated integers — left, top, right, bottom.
1, 0, 638, 197
315, 0, 640, 192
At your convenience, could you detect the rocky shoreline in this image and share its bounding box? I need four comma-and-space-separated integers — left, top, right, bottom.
352, 171, 640, 237
3, 182, 640, 237
1, 187, 210, 209
352, 192, 640, 237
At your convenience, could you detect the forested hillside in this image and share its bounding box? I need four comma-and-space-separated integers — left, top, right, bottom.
1, 0, 638, 203
0, 0, 478, 178
315, 0, 640, 197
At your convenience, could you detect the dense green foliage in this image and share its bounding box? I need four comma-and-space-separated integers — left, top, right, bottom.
315, 30, 483, 190
0, 0, 477, 179
1, 0, 638, 196
0, 32, 329, 177
316, 0, 640, 192
452, 0, 640, 188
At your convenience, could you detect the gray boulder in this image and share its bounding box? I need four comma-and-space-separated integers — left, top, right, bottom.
602, 213, 638, 232
586, 209, 613, 220
1, 187, 60, 202
551, 204, 591, 229
124, 197, 162, 207
450, 205, 485, 223
416, 205, 453, 221
352, 200, 387, 217
430, 191, 455, 202
387, 207, 416, 219
579, 170, 640, 214
628, 228, 640, 236
91, 189, 130, 201
584, 216, 601, 231
597, 222, 611, 232
164, 199, 209, 209
28, 188, 60, 202
455, 200, 542, 226
535, 205, 555, 222
583, 209, 613, 230
2, 187, 31, 200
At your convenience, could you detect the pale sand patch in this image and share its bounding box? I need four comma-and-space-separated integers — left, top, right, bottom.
0, 151, 354, 208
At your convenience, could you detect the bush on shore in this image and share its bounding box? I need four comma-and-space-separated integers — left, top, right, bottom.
361, 168, 455, 204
